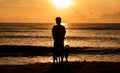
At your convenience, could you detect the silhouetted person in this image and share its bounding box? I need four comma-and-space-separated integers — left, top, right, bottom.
52, 17, 66, 63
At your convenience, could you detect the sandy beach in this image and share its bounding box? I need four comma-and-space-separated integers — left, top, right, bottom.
0, 61, 120, 73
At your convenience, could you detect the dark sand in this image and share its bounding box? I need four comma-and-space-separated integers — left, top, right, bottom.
0, 61, 120, 73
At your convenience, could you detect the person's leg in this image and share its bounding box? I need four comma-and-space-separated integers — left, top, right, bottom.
60, 47, 64, 62
53, 50, 56, 63
53, 55, 55, 63
61, 40, 64, 62
61, 54, 63, 62
53, 41, 56, 63
53, 46, 57, 63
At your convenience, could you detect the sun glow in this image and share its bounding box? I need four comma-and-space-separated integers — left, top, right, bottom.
64, 41, 68, 46
61, 23, 68, 28
52, 0, 72, 8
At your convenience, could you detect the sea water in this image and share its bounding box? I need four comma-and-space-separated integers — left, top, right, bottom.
0, 23, 120, 48
0, 23, 120, 65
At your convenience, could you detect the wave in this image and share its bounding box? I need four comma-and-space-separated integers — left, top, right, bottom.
0, 28, 50, 32
0, 28, 120, 32
0, 36, 120, 40
1, 23, 120, 32
0, 45, 119, 57
68, 28, 120, 30
0, 35, 119, 40
0, 36, 52, 38
66, 36, 120, 40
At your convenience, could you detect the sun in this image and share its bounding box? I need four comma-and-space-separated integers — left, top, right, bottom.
52, 0, 72, 8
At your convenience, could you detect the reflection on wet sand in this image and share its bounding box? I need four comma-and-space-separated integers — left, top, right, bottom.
0, 54, 120, 65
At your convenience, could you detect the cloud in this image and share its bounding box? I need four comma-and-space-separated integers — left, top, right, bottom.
0, 0, 7, 2
101, 12, 120, 19
0, 0, 50, 8
75, 11, 88, 18
98, 12, 120, 23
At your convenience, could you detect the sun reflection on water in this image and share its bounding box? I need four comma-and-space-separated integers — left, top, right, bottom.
64, 40, 68, 46
61, 23, 68, 28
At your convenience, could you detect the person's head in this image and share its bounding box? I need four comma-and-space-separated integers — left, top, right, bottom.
56, 17, 61, 25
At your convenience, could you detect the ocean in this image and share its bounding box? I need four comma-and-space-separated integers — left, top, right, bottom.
0, 23, 120, 65
0, 23, 120, 48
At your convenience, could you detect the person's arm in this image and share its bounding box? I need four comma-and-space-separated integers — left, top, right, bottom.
52, 26, 56, 39
64, 26, 66, 36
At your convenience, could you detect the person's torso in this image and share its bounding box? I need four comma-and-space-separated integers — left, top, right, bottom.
52, 25, 66, 40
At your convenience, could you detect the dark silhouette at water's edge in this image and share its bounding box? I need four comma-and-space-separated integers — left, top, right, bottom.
0, 45, 120, 57
52, 17, 66, 63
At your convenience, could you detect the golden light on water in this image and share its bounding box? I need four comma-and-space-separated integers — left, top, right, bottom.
64, 40, 68, 46
52, 0, 72, 8
61, 23, 68, 28
53, 23, 68, 28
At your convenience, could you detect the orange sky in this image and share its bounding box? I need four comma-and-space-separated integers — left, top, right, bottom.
0, 0, 120, 23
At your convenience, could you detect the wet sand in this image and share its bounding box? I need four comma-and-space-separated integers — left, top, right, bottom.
0, 61, 120, 73
0, 45, 120, 73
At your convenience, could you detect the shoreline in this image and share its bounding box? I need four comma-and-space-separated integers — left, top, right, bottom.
0, 61, 120, 73
0, 45, 120, 57
0, 45, 120, 73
